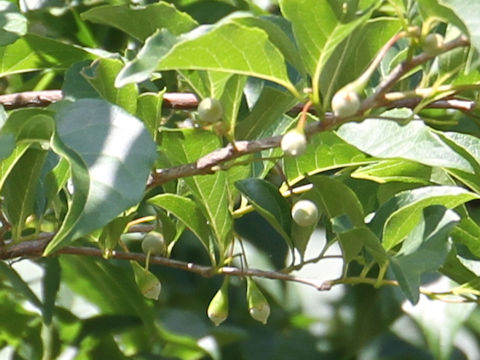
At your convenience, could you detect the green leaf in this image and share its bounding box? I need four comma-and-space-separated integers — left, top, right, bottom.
160, 129, 233, 251
309, 175, 365, 261
117, 22, 297, 94
130, 261, 161, 300
320, 17, 402, 102
42, 258, 61, 325
285, 131, 372, 184
439, 0, 480, 57
81, 58, 139, 114
136, 90, 165, 142
235, 178, 291, 242
232, 15, 306, 77
0, 1, 27, 46
451, 217, 480, 258
148, 193, 212, 253
338, 117, 474, 173
220, 75, 247, 139
0, 144, 29, 190
0, 34, 94, 77
418, 0, 467, 34
390, 206, 459, 304
43, 99, 156, 255
337, 226, 388, 265
279, 0, 379, 87
0, 261, 42, 309
370, 186, 479, 250
98, 216, 130, 258
2, 147, 48, 239
352, 159, 433, 184
81, 2, 198, 41
179, 70, 232, 100
236, 85, 297, 140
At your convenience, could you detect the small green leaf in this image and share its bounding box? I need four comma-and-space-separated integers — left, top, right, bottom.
390, 206, 459, 304
136, 90, 165, 141
2, 147, 48, 239
370, 186, 479, 250
81, 2, 198, 41
0, 0, 27, 46
98, 216, 130, 258
148, 193, 212, 253
0, 144, 29, 190
235, 178, 291, 242
44, 99, 156, 255
130, 261, 161, 300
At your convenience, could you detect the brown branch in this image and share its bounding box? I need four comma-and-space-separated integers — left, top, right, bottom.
361, 35, 471, 111
1, 236, 329, 291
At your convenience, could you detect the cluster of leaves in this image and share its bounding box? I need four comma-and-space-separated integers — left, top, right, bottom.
2, 0, 480, 358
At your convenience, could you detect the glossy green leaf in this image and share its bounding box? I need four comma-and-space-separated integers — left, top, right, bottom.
2, 147, 47, 239
279, 0, 379, 83
235, 178, 291, 242
285, 131, 373, 184
451, 217, 480, 258
352, 159, 433, 184
390, 206, 459, 304
82, 58, 138, 114
136, 91, 164, 142
148, 193, 212, 253
338, 118, 474, 173
0, 1, 27, 46
370, 186, 480, 250
44, 99, 156, 255
0, 34, 94, 77
160, 129, 233, 251
117, 22, 297, 94
81, 2, 198, 41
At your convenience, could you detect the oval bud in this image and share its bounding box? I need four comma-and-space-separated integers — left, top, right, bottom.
281, 129, 307, 157
331, 88, 361, 118
141, 231, 165, 256
197, 97, 223, 123
207, 279, 229, 326
292, 200, 319, 227
423, 33, 444, 56
246, 278, 270, 324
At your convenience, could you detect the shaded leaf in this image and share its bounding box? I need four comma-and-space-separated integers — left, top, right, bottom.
42, 258, 61, 325
390, 206, 459, 304
235, 178, 291, 242
2, 147, 47, 239
0, 262, 42, 309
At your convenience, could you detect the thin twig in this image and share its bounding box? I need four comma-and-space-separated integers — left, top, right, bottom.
1, 237, 330, 291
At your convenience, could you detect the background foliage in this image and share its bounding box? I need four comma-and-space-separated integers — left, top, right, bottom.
2, 0, 480, 359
